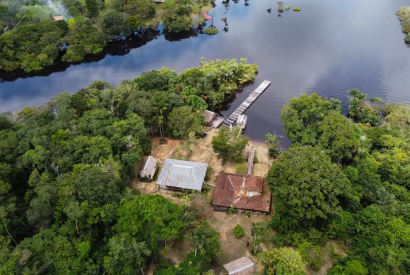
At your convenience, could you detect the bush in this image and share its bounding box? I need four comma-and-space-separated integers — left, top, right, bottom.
297, 241, 324, 271
293, 7, 301, 11
204, 27, 218, 35
259, 247, 307, 275
205, 166, 214, 181
254, 155, 259, 163
235, 162, 247, 175
233, 224, 245, 238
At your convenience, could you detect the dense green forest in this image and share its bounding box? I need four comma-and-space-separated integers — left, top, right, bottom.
0, 59, 257, 274
0, 0, 211, 72
268, 91, 410, 274
396, 6, 410, 45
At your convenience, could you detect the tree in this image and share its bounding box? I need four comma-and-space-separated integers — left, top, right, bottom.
259, 247, 307, 275
212, 126, 249, 161
86, 0, 99, 18
104, 233, 151, 275
56, 92, 75, 125
268, 146, 351, 226
329, 260, 368, 275
250, 222, 266, 254
114, 0, 155, 17
116, 195, 186, 252
189, 222, 221, 260
103, 10, 125, 37
265, 133, 280, 158
163, 7, 193, 33
347, 88, 366, 119
317, 111, 360, 162
281, 93, 342, 145
383, 103, 410, 127
167, 106, 202, 139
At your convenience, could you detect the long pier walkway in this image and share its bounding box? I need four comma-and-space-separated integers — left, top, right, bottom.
246, 147, 256, 176
223, 80, 271, 126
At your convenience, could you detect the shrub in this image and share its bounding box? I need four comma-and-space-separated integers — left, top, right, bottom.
235, 162, 247, 175
259, 247, 307, 275
204, 27, 218, 35
233, 224, 245, 238
293, 7, 301, 11
297, 241, 324, 271
230, 206, 237, 214
254, 155, 259, 163
205, 166, 214, 181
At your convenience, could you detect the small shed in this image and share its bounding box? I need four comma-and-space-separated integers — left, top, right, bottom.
157, 159, 208, 191
53, 16, 64, 21
140, 156, 157, 180
204, 110, 217, 125
223, 257, 254, 275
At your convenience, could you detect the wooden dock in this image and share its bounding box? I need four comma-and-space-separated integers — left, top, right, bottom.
246, 147, 256, 176
223, 80, 271, 126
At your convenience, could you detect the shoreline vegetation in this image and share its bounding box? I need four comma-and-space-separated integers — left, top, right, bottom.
396, 6, 410, 45
0, 0, 213, 73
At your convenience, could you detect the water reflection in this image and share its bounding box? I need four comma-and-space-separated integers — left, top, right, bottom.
1, 0, 410, 142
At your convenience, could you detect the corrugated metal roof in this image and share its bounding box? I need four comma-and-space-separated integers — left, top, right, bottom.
140, 156, 157, 177
157, 159, 208, 191
223, 257, 254, 274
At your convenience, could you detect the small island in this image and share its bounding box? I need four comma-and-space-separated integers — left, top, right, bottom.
204, 26, 218, 34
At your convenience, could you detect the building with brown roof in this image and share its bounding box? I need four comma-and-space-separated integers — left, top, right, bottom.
223, 257, 254, 275
212, 172, 271, 213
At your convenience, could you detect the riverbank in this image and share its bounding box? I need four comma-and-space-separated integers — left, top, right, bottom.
0, 0, 214, 74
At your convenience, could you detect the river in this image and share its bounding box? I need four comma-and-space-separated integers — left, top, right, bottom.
1, 0, 410, 142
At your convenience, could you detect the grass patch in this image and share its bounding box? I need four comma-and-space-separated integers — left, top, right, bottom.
204, 27, 218, 35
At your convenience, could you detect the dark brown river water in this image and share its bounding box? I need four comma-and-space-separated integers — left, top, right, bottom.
1, 0, 410, 142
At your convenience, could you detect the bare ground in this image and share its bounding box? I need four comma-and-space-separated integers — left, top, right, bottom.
133, 128, 340, 274
132, 127, 274, 191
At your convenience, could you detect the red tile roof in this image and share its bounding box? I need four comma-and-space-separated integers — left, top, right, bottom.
212, 172, 271, 213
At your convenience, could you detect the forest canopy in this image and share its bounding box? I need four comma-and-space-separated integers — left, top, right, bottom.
0, 0, 212, 72
0, 58, 256, 274
270, 91, 410, 274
